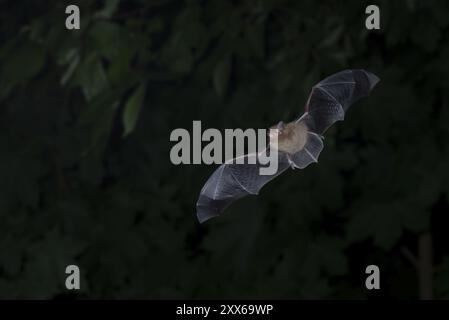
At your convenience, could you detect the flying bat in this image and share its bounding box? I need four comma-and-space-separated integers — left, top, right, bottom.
196, 69, 379, 223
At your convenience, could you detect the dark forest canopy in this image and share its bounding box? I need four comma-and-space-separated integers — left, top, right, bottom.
0, 0, 449, 299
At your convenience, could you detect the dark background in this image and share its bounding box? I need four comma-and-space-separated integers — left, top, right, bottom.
0, 0, 448, 299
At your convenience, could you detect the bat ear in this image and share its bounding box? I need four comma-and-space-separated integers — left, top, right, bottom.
276, 121, 285, 131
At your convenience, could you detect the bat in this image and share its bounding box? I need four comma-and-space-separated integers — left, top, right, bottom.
196, 69, 379, 223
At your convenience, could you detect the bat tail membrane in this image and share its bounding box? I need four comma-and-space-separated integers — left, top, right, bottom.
290, 132, 324, 169
196, 151, 291, 223
304, 69, 379, 134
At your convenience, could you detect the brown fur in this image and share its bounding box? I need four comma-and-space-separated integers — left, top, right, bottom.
269, 121, 308, 154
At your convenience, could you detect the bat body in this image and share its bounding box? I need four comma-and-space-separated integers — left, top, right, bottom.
196, 69, 379, 223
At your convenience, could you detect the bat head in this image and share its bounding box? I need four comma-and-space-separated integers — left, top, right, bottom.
269, 121, 285, 131
268, 121, 285, 149
276, 121, 286, 131
269, 121, 285, 136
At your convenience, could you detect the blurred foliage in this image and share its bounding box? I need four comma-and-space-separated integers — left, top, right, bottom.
0, 0, 449, 298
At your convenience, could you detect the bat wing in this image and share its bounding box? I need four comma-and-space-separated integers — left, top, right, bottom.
302, 69, 379, 135
196, 151, 290, 223
289, 131, 324, 169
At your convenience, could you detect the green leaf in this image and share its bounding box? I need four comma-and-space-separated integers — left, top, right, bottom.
123, 84, 146, 137
60, 51, 80, 85
0, 41, 45, 97
76, 54, 108, 101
